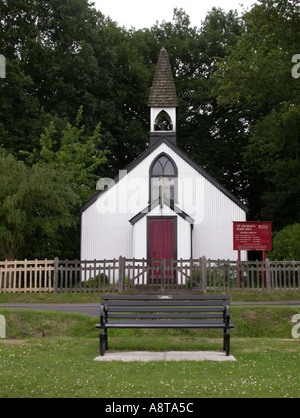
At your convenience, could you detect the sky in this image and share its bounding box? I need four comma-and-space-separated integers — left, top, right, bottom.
92, 0, 259, 29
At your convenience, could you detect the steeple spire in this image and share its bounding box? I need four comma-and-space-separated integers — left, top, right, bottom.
148, 48, 178, 146
148, 47, 178, 108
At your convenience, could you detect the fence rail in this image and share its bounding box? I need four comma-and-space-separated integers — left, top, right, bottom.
0, 257, 299, 293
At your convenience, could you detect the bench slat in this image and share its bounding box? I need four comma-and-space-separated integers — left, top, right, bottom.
103, 322, 233, 329
107, 319, 225, 324
105, 301, 226, 307
106, 306, 224, 313
109, 313, 224, 319
102, 295, 230, 301
96, 322, 234, 328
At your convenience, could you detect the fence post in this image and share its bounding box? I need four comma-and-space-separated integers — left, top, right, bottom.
161, 259, 165, 291
201, 256, 207, 293
265, 258, 271, 292
189, 258, 193, 289
53, 257, 59, 294
118, 256, 125, 292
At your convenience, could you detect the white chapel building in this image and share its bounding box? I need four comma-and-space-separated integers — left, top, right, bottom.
80, 48, 248, 263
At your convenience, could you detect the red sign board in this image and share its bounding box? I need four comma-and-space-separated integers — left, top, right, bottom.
233, 222, 272, 251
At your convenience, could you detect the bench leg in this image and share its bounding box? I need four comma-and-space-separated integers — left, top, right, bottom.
105, 329, 108, 350
224, 329, 230, 356
100, 329, 106, 356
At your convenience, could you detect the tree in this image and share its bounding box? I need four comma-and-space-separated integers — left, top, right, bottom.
269, 223, 300, 260
215, 0, 300, 226
25, 107, 108, 259
3, 0, 299, 259
29, 106, 108, 204
0, 0, 124, 169
245, 104, 300, 227
191, 8, 248, 200
0, 149, 79, 260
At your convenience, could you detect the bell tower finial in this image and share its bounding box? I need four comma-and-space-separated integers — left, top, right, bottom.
148, 48, 178, 146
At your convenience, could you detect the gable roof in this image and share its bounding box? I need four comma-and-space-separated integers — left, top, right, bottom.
148, 47, 178, 108
80, 137, 248, 214
129, 197, 195, 226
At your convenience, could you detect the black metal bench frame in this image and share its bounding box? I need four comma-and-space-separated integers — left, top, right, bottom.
96, 294, 234, 357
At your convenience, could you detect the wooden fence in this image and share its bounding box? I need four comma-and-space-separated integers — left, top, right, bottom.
0, 257, 299, 293
0, 260, 54, 293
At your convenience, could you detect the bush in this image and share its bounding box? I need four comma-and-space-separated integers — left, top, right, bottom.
187, 270, 201, 288
268, 223, 300, 260
86, 273, 109, 288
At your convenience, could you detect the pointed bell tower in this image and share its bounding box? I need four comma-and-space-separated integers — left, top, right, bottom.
148, 47, 178, 146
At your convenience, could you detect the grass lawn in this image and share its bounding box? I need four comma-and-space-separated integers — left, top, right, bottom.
0, 289, 300, 303
0, 306, 299, 398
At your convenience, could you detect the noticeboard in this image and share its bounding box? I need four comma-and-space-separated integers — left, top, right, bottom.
233, 222, 272, 252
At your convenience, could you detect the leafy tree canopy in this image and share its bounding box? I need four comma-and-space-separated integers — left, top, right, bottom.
269, 223, 300, 260
0, 149, 79, 260
1, 0, 300, 259
215, 0, 300, 227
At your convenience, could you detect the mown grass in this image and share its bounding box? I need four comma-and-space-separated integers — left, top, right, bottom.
0, 336, 299, 398
0, 307, 299, 398
0, 289, 300, 303
1, 306, 299, 339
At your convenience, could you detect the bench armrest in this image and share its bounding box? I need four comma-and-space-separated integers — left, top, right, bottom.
100, 305, 106, 327
224, 304, 231, 325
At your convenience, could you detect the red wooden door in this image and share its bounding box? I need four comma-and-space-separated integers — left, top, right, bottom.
149, 219, 175, 281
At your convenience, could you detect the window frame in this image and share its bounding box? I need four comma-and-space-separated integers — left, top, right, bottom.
149, 153, 178, 204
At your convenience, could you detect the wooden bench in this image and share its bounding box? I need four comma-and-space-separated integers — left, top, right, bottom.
96, 294, 234, 357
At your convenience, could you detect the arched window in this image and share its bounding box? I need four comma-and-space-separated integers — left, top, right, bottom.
154, 110, 173, 131
150, 154, 178, 204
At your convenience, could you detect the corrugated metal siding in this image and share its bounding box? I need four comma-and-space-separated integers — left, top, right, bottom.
132, 217, 147, 259
81, 224, 132, 261
177, 215, 191, 259
192, 179, 246, 260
